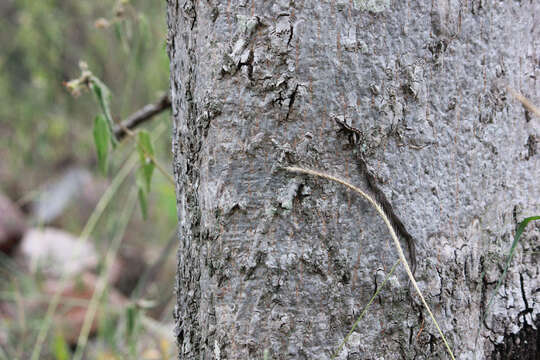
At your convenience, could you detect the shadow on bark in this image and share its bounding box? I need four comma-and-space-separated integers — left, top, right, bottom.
490, 315, 539, 360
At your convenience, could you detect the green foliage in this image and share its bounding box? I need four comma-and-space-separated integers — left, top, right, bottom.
93, 114, 111, 175
125, 303, 141, 357
136, 172, 149, 220
51, 333, 70, 360
67, 64, 171, 223
125, 304, 139, 339
0, 1, 177, 358
485, 216, 540, 316
134, 130, 156, 219
89, 75, 117, 147
0, 0, 169, 187
474, 215, 540, 349
98, 309, 118, 350
332, 260, 400, 359
136, 130, 155, 193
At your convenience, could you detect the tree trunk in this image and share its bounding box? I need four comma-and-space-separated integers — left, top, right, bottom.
167, 1, 539, 359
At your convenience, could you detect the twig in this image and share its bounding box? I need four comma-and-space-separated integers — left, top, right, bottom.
113, 93, 171, 141
285, 166, 455, 360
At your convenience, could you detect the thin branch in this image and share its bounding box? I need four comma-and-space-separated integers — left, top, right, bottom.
113, 93, 171, 140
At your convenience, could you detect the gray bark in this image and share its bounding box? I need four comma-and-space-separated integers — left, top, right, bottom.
167, 1, 540, 359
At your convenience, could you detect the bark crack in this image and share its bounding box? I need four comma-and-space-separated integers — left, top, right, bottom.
237, 48, 254, 80
284, 83, 298, 122
287, 22, 294, 47
435, 267, 443, 299
518, 272, 533, 322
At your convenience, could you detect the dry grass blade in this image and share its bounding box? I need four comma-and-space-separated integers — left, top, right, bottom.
285, 166, 455, 360
506, 86, 540, 119
72, 190, 138, 360
30, 124, 168, 360
30, 154, 138, 360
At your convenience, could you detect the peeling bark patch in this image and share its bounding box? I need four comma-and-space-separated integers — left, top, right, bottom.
490, 315, 539, 360
269, 78, 301, 122
182, 0, 197, 30
237, 48, 254, 80
524, 110, 531, 123
220, 15, 261, 77
278, 178, 301, 210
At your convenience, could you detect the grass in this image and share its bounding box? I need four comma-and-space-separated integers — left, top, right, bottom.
0, 124, 177, 360
331, 259, 400, 359
30, 151, 139, 360
474, 215, 540, 351
286, 166, 456, 360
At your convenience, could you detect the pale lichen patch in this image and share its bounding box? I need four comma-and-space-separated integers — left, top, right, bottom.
353, 0, 390, 13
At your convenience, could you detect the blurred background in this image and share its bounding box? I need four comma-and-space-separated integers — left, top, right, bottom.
0, 0, 178, 358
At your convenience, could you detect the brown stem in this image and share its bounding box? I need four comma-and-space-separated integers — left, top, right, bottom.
113, 93, 171, 140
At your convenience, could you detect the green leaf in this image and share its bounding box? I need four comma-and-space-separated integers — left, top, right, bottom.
484, 215, 540, 315
90, 76, 117, 147
52, 333, 70, 360
126, 304, 139, 339
137, 130, 155, 193
98, 309, 117, 349
138, 187, 148, 220
136, 169, 149, 220
125, 304, 140, 358
93, 114, 110, 175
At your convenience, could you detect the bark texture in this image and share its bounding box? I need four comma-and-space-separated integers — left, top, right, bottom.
167, 1, 540, 359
